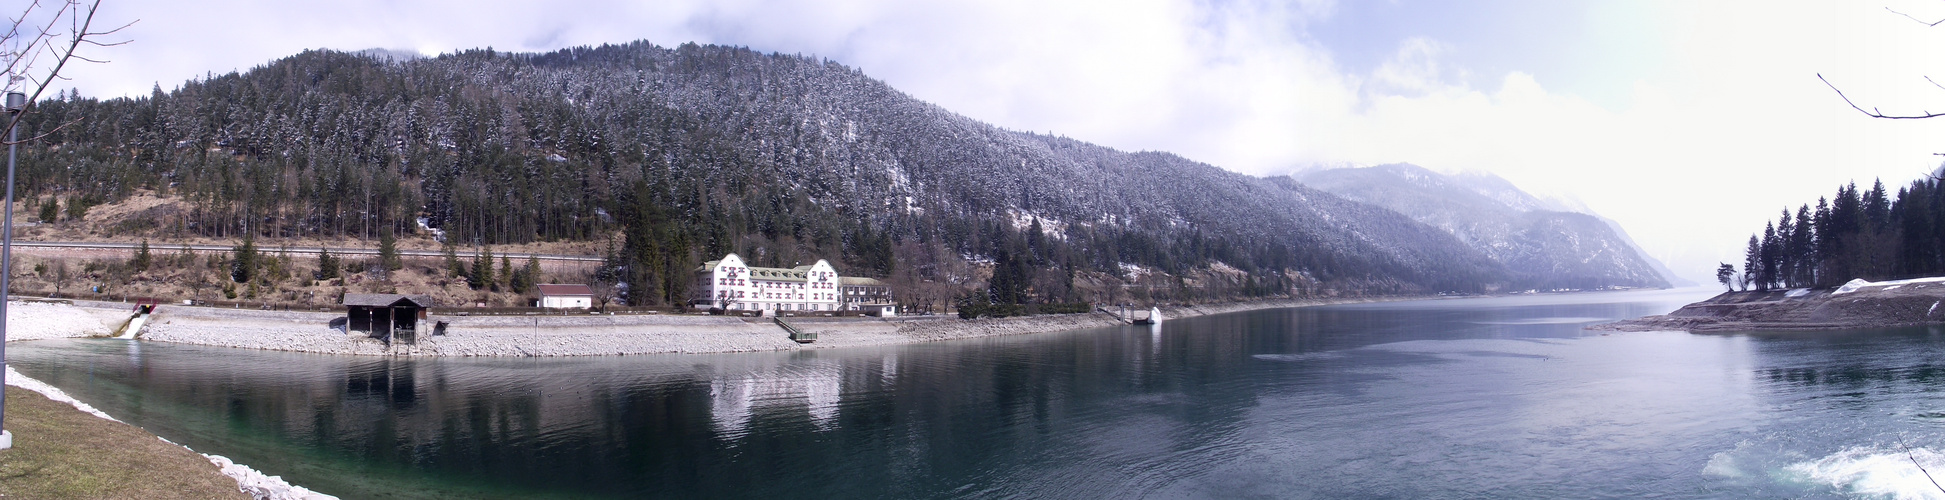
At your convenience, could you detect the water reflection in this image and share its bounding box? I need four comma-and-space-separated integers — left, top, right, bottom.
7, 288, 1733, 499
708, 360, 843, 436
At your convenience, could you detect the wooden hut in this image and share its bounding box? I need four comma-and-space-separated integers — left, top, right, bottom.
343, 294, 436, 344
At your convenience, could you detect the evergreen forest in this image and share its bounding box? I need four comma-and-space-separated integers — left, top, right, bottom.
1731, 177, 1945, 290
10, 42, 1585, 308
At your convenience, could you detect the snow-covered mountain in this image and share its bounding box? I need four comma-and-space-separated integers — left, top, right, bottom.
1296, 164, 1672, 289
26, 42, 1693, 300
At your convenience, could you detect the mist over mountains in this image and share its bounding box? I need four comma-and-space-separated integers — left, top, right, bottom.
1297, 163, 1675, 290
13, 41, 1666, 305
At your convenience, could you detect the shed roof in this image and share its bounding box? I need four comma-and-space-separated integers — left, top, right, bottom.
536, 284, 595, 296
342, 294, 437, 308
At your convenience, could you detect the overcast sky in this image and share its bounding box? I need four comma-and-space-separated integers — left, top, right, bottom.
36, 0, 1945, 282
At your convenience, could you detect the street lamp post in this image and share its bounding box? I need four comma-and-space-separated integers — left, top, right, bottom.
1, 90, 25, 450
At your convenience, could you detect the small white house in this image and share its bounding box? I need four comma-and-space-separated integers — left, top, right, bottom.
537, 284, 594, 309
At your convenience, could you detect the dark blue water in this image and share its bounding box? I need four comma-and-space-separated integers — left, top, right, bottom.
14, 288, 1945, 498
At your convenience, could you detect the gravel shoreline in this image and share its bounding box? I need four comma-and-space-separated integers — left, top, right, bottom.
33, 296, 1411, 357
1593, 278, 1945, 333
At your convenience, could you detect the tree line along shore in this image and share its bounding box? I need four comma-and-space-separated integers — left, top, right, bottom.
1718, 177, 1945, 292
1644, 175, 1945, 334
2, 190, 1329, 323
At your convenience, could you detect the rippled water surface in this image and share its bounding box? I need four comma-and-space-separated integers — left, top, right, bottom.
17, 288, 1945, 498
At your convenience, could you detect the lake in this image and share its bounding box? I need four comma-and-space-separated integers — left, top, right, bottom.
14, 288, 1945, 498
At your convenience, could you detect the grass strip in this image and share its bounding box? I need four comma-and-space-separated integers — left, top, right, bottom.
0, 388, 247, 499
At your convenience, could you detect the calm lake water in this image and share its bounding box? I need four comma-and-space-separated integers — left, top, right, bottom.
15, 288, 1945, 498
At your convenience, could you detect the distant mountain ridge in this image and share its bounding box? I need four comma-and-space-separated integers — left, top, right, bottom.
16, 41, 1665, 305
1297, 164, 1673, 289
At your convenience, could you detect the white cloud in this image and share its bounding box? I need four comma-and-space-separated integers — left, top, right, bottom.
1293, 1, 1945, 280
1371, 37, 1456, 94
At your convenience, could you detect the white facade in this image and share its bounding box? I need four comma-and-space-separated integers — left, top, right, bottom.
541, 295, 592, 309
537, 284, 595, 309
693, 254, 849, 312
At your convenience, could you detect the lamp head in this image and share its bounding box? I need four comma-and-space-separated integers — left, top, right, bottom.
3, 93, 22, 113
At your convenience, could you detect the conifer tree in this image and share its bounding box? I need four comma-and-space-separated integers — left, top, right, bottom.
1742, 235, 1760, 291
131, 239, 152, 272
1814, 197, 1833, 285
37, 197, 56, 224
231, 238, 258, 283
316, 249, 340, 280
1790, 205, 1815, 286
470, 247, 494, 290
442, 241, 463, 278
378, 230, 402, 272
64, 197, 87, 221
1776, 211, 1796, 287
500, 255, 513, 290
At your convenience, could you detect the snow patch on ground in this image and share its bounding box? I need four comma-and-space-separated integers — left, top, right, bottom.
205, 454, 336, 500
5, 366, 336, 499
1207, 261, 1244, 275
1785, 288, 1813, 298
1834, 276, 1945, 295
5, 366, 118, 421
416, 216, 444, 242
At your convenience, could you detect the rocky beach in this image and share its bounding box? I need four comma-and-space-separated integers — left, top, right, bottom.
10, 296, 1400, 357
1595, 277, 1945, 332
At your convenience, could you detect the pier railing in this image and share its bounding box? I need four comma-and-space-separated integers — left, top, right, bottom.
774, 317, 816, 343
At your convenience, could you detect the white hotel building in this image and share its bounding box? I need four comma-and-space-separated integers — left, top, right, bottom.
693, 253, 890, 313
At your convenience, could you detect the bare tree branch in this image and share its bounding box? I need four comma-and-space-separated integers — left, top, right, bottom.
1819, 73, 1945, 119
1817, 7, 1945, 121
1898, 435, 1945, 494
9, 116, 80, 143
1926, 76, 1945, 92
1888, 6, 1945, 26
0, 0, 136, 145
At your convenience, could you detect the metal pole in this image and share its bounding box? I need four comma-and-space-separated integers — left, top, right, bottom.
2, 91, 24, 449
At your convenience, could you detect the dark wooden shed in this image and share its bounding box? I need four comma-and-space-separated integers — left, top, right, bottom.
343, 294, 436, 344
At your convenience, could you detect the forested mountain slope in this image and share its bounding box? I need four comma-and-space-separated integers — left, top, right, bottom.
16, 42, 1519, 305
1298, 164, 1671, 290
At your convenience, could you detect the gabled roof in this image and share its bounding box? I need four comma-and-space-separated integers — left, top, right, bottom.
749, 267, 809, 280
840, 277, 888, 286
342, 294, 437, 308
537, 284, 594, 296
697, 255, 847, 282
